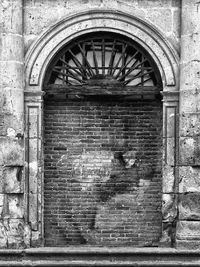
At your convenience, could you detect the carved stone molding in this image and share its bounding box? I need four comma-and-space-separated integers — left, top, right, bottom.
24, 9, 179, 247
25, 9, 179, 89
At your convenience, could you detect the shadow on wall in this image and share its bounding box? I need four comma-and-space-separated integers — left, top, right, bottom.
54, 149, 158, 246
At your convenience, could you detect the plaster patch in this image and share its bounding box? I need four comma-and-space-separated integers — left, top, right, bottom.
6, 128, 16, 138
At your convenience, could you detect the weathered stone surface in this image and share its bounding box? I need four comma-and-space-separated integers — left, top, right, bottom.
159, 222, 173, 248
6, 194, 24, 219
0, 34, 23, 62
24, 224, 31, 248
0, 63, 24, 88
5, 219, 25, 248
179, 88, 200, 113
176, 240, 200, 250
176, 221, 200, 240
162, 165, 175, 193
181, 3, 200, 37
31, 230, 42, 247
3, 166, 23, 193
0, 219, 26, 248
0, 0, 23, 34
181, 35, 200, 64
179, 166, 200, 193
164, 106, 176, 138
0, 137, 24, 166
146, 8, 173, 33
28, 193, 38, 231
172, 0, 181, 8
179, 193, 200, 220
172, 8, 181, 42
162, 194, 177, 222
0, 194, 5, 218
180, 113, 200, 137
137, 0, 172, 7
0, 221, 7, 248
164, 137, 175, 166
179, 137, 200, 166
0, 169, 3, 192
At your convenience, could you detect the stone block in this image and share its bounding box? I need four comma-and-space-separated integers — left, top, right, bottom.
179, 113, 200, 137
179, 166, 200, 193
0, 221, 7, 248
163, 137, 175, 166
162, 165, 175, 193
5, 194, 24, 219
28, 193, 38, 231
176, 221, 200, 240
24, 224, 31, 248
0, 34, 23, 62
31, 230, 42, 247
181, 4, 200, 36
146, 8, 173, 33
0, 137, 24, 166
4, 219, 25, 248
1, 88, 24, 116
172, 0, 181, 7
176, 240, 200, 250
24, 6, 61, 35
179, 193, 200, 220
0, 169, 4, 192
172, 9, 181, 41
3, 166, 24, 193
180, 66, 200, 104
179, 137, 200, 166
0, 115, 24, 137
0, 194, 5, 218
0, 62, 24, 88
163, 106, 176, 138
137, 0, 172, 7
0, 0, 23, 34
159, 222, 173, 247
28, 108, 39, 138
162, 193, 177, 222
181, 34, 200, 63
0, 219, 29, 248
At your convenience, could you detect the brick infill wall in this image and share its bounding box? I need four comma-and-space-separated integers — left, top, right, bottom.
44, 98, 162, 246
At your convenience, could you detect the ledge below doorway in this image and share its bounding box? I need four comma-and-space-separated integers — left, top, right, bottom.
0, 247, 200, 266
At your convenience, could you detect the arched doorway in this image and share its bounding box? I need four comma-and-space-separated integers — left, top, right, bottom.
25, 10, 179, 247
43, 32, 163, 246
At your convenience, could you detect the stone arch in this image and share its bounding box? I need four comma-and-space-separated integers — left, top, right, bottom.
24, 9, 179, 247
25, 9, 179, 90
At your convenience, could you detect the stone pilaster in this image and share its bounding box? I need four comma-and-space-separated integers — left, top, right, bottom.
176, 0, 200, 249
0, 0, 29, 248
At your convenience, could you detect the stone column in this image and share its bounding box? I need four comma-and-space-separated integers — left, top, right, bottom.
0, 0, 29, 248
176, 0, 200, 249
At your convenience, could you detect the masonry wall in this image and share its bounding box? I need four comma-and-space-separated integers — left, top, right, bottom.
176, 0, 200, 249
23, 0, 181, 53
44, 97, 163, 246
0, 0, 30, 248
0, 0, 187, 249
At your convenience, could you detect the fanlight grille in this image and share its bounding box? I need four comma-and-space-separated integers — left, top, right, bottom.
46, 33, 161, 87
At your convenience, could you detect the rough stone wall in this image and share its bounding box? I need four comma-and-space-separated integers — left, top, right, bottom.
23, 0, 181, 53
0, 0, 31, 248
176, 0, 200, 249
44, 98, 163, 246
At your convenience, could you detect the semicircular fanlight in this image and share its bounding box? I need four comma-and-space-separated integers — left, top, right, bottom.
45, 32, 161, 88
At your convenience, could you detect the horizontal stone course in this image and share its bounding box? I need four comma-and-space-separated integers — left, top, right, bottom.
179, 166, 200, 193
179, 193, 200, 221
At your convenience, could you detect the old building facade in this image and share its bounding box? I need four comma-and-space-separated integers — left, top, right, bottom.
0, 0, 200, 262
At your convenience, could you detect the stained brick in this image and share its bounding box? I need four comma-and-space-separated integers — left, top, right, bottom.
44, 98, 163, 246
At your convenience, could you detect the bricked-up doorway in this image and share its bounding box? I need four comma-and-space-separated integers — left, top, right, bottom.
43, 32, 163, 246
